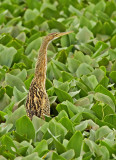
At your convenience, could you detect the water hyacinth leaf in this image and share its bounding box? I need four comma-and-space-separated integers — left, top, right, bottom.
1, 135, 16, 154
88, 75, 98, 89
80, 16, 93, 30
52, 152, 66, 160
22, 152, 42, 160
61, 71, 73, 82
76, 63, 93, 78
105, 1, 116, 16
71, 112, 82, 123
52, 59, 68, 72
84, 139, 109, 160
0, 94, 11, 110
110, 35, 116, 49
104, 114, 116, 129
81, 75, 94, 90
25, 37, 42, 55
49, 119, 67, 142
33, 140, 48, 157
75, 96, 91, 108
57, 110, 68, 121
64, 101, 79, 115
67, 131, 83, 158
61, 149, 75, 160
54, 88, 73, 103
17, 69, 27, 81
95, 84, 115, 104
0, 156, 7, 160
76, 27, 93, 43
54, 81, 69, 92
48, 19, 66, 32
92, 103, 104, 120
56, 103, 69, 114
0, 123, 13, 137
16, 116, 35, 140
13, 87, 27, 102
0, 87, 5, 100
51, 62, 61, 79
59, 117, 74, 132
93, 41, 109, 58
0, 111, 6, 122
95, 126, 112, 140
6, 105, 26, 125
67, 58, 80, 73
5, 73, 25, 92
0, 45, 17, 67
56, 49, 67, 64
48, 129, 66, 154
92, 69, 105, 82
99, 76, 109, 88
108, 49, 116, 61
32, 115, 45, 132
109, 71, 116, 83
0, 33, 12, 45
61, 34, 70, 47
94, 92, 115, 112
24, 9, 38, 22
75, 120, 99, 132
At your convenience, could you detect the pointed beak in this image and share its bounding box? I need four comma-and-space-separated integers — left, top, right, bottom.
57, 31, 73, 37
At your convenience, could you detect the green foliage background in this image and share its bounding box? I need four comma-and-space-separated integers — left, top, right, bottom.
0, 0, 116, 159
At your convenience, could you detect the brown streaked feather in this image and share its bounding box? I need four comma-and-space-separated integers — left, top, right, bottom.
26, 31, 72, 120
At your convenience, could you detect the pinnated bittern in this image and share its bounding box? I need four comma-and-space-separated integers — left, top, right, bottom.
26, 31, 73, 120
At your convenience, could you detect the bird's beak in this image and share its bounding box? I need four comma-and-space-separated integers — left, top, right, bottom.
57, 31, 73, 37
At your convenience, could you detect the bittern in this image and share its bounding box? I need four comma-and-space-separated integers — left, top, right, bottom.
26, 31, 73, 120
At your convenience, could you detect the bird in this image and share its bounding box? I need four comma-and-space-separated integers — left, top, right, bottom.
26, 31, 73, 120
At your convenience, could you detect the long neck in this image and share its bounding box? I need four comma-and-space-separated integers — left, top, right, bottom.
35, 37, 49, 89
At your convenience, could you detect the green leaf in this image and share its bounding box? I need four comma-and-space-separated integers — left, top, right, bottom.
95, 85, 115, 104
13, 87, 27, 102
109, 71, 116, 83
61, 71, 73, 82
0, 44, 17, 67
33, 140, 48, 157
6, 105, 26, 125
80, 17, 92, 30
104, 114, 116, 129
1, 135, 16, 153
52, 152, 66, 160
75, 120, 98, 132
110, 35, 116, 49
67, 131, 83, 158
76, 27, 93, 43
94, 92, 115, 112
16, 115, 35, 140
95, 126, 112, 140
24, 9, 38, 22
61, 149, 75, 160
76, 63, 93, 78
67, 58, 80, 73
25, 37, 42, 55
32, 116, 45, 135
5, 73, 25, 92
22, 152, 41, 160
49, 119, 67, 142
48, 19, 66, 32
54, 88, 73, 103
59, 117, 74, 132
17, 69, 27, 81
48, 129, 66, 154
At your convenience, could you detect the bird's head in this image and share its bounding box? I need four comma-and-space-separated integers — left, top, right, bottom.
45, 31, 73, 42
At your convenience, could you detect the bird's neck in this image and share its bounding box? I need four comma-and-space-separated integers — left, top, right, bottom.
35, 38, 49, 89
